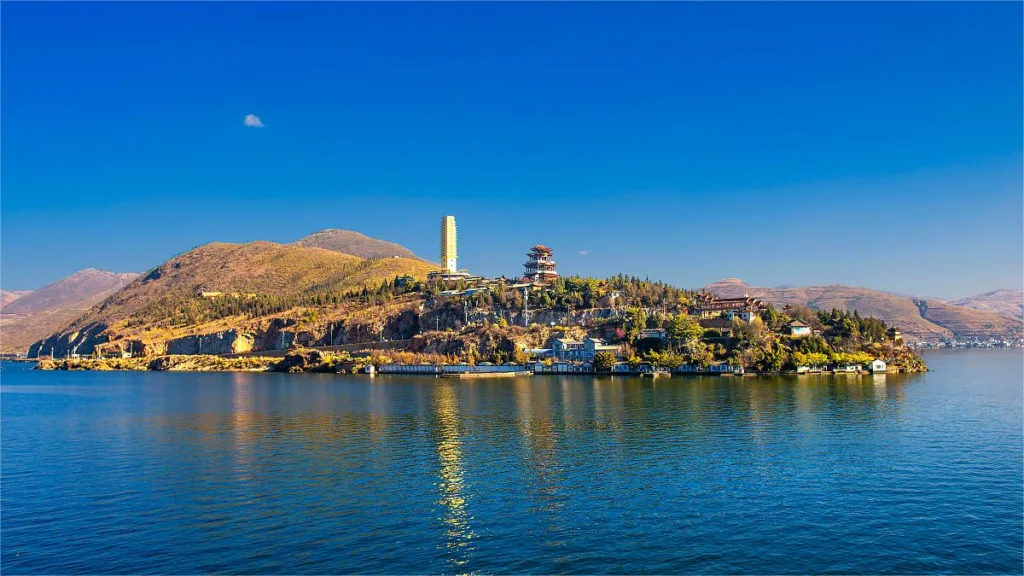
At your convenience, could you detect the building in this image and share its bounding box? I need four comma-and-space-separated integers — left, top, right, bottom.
550, 337, 620, 361
786, 320, 812, 337
583, 338, 620, 360
639, 328, 668, 341
441, 215, 457, 273
692, 293, 767, 318
725, 309, 761, 323
523, 245, 558, 283
428, 215, 475, 283
551, 338, 585, 361
699, 317, 735, 337
888, 327, 903, 344
870, 359, 887, 373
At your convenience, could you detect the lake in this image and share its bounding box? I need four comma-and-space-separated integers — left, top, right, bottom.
2, 349, 1021, 574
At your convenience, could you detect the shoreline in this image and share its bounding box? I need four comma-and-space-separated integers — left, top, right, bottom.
22, 355, 926, 376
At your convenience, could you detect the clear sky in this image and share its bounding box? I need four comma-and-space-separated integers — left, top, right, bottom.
2, 2, 1021, 299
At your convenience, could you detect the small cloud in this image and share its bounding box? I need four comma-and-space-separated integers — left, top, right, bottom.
243, 114, 264, 128
577, 249, 589, 256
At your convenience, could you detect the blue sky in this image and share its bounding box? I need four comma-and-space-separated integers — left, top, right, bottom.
2, 2, 1021, 299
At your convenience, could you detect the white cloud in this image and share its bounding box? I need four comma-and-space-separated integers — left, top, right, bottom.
243, 114, 265, 128
577, 250, 589, 256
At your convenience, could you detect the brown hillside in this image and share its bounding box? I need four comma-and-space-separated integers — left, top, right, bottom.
293, 229, 422, 260
951, 289, 1024, 321
0, 290, 32, 309
1, 269, 138, 353
704, 279, 1022, 342
31, 241, 436, 356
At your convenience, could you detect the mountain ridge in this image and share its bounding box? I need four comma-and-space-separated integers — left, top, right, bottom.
29, 240, 436, 357
1, 269, 139, 353
704, 278, 1022, 342
292, 229, 423, 260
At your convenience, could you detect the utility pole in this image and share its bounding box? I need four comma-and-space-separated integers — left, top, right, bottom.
522, 287, 529, 327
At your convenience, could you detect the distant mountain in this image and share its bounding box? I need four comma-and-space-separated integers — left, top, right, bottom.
0, 290, 32, 309
951, 289, 1023, 321
1, 269, 138, 353
293, 229, 422, 260
31, 241, 436, 357
704, 279, 1022, 343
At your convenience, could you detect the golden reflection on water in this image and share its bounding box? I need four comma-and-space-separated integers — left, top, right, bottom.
368, 379, 389, 443
231, 373, 256, 479
432, 384, 474, 569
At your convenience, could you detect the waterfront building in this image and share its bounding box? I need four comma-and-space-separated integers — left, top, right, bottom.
583, 337, 621, 360
523, 245, 559, 283
870, 359, 887, 373
551, 338, 585, 361
550, 337, 620, 361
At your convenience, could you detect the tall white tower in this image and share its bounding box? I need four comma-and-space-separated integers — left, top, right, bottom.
440, 215, 457, 273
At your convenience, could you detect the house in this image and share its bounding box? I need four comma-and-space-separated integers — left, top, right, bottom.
550, 338, 585, 361
870, 359, 887, 373
551, 337, 619, 361
786, 321, 812, 337
691, 294, 767, 318
635, 362, 655, 374
612, 362, 632, 373
725, 308, 761, 323
639, 328, 668, 341
550, 361, 573, 373
583, 337, 620, 360
699, 317, 735, 338
888, 327, 903, 344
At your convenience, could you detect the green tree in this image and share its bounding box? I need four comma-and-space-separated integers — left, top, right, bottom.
668, 314, 703, 343
593, 351, 617, 372
686, 341, 715, 369
626, 307, 648, 341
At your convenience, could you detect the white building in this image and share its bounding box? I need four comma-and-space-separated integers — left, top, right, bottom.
551, 337, 620, 361
870, 359, 887, 373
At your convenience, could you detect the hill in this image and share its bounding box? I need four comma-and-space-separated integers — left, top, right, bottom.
0, 290, 32, 309
1, 269, 138, 353
951, 289, 1023, 321
704, 279, 1023, 343
292, 229, 422, 260
30, 241, 436, 357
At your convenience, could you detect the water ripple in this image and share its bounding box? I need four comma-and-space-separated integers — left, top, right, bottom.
1, 351, 1021, 574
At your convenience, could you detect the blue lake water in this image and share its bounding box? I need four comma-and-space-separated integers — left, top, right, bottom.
2, 349, 1022, 574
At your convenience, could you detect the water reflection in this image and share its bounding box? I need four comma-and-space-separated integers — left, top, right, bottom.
431, 384, 474, 570
231, 373, 256, 482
